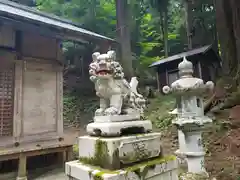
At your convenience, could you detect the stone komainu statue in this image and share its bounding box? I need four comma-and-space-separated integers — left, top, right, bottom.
89, 50, 146, 116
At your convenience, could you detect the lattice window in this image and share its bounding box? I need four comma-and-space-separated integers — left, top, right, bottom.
0, 66, 14, 137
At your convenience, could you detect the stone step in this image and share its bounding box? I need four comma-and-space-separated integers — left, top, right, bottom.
66, 155, 178, 180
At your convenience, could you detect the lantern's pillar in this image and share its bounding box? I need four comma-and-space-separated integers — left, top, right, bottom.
169, 108, 186, 164
163, 57, 214, 176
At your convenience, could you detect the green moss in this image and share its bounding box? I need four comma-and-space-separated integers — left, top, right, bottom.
80, 153, 176, 179
120, 150, 151, 163
124, 155, 176, 173
86, 155, 176, 179
93, 174, 103, 180
73, 144, 79, 159
79, 139, 110, 168
111, 148, 120, 169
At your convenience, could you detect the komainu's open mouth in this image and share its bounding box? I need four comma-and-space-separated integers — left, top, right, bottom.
96, 70, 111, 75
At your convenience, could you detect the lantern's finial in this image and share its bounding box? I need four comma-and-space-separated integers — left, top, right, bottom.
178, 56, 193, 77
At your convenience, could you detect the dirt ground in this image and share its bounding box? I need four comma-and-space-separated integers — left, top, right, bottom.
31, 168, 67, 180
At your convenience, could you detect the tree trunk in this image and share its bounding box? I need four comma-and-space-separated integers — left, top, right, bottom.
215, 0, 238, 76
184, 0, 193, 50
229, 0, 240, 80
163, 10, 169, 57
115, 0, 133, 79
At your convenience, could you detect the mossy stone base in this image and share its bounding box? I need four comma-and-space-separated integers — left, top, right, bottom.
66, 155, 179, 180
78, 133, 162, 170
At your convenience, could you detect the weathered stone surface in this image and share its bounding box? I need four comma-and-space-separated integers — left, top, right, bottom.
179, 172, 210, 180
94, 114, 141, 123
78, 133, 161, 170
89, 51, 146, 117
86, 120, 152, 137
66, 156, 178, 180
163, 57, 214, 175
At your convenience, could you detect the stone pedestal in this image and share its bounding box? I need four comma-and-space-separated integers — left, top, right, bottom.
87, 118, 152, 136
66, 132, 179, 180
65, 50, 179, 180
65, 114, 179, 180
66, 155, 179, 180
78, 133, 162, 170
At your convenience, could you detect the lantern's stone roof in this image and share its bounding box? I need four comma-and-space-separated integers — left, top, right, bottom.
171, 77, 204, 90
178, 56, 194, 76
162, 57, 214, 94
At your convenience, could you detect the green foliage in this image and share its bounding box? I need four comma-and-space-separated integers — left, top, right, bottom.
63, 92, 98, 124
145, 95, 175, 129
36, 0, 116, 38
35, 0, 216, 70
63, 93, 82, 123
36, 0, 187, 69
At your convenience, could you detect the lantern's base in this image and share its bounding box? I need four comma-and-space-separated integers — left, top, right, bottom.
16, 177, 27, 180
179, 172, 210, 180
175, 149, 187, 165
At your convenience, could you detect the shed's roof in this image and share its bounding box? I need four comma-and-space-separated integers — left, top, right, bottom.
149, 45, 214, 67
0, 0, 115, 43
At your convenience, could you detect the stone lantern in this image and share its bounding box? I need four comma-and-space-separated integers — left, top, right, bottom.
163, 57, 214, 175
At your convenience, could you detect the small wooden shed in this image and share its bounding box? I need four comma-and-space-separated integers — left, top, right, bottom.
0, 0, 115, 179
149, 45, 221, 91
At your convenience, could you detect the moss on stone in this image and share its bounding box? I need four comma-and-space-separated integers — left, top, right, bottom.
111, 148, 120, 169
81, 155, 176, 179
120, 150, 152, 164
124, 155, 176, 173
79, 139, 110, 168
93, 174, 103, 180
179, 172, 210, 180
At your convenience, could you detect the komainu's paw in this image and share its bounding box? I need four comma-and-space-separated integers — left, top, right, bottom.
104, 107, 119, 115
95, 108, 105, 116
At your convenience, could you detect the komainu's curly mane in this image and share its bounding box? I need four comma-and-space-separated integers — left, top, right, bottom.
89, 51, 145, 116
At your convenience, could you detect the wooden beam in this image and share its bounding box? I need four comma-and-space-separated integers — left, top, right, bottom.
0, 16, 116, 45
0, 16, 87, 43
0, 146, 72, 161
